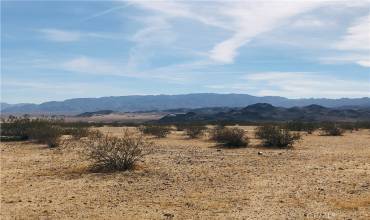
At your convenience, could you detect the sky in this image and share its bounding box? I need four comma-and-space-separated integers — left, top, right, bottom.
1, 0, 370, 104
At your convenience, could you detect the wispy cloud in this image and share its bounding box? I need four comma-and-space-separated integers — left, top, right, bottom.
2, 80, 140, 103
334, 14, 370, 51
39, 29, 81, 42
38, 28, 119, 42
128, 1, 370, 66
128, 1, 328, 64
207, 72, 370, 98
81, 4, 132, 22
49, 56, 196, 82
329, 14, 370, 67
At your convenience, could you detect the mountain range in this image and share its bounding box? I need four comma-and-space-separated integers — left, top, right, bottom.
1, 93, 369, 114
158, 103, 370, 123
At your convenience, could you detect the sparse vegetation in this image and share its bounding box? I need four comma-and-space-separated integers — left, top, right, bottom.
0, 118, 63, 147
63, 127, 90, 140
320, 123, 344, 136
27, 125, 63, 148
0, 118, 33, 140
210, 126, 248, 147
284, 121, 317, 134
139, 125, 171, 138
185, 125, 207, 138
255, 125, 301, 148
82, 130, 153, 171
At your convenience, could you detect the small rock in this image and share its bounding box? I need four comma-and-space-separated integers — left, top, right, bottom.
164, 213, 174, 219
258, 152, 263, 155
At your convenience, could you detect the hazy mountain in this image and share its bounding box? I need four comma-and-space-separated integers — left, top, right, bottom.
1, 93, 369, 114
0, 102, 32, 111
158, 103, 370, 123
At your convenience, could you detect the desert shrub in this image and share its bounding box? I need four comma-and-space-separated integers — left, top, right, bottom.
27, 124, 63, 148
185, 125, 207, 138
355, 121, 370, 129
284, 121, 317, 134
175, 124, 188, 131
0, 118, 63, 147
210, 127, 248, 147
139, 125, 171, 138
320, 123, 343, 136
83, 130, 153, 171
0, 118, 32, 140
255, 125, 301, 148
338, 123, 357, 133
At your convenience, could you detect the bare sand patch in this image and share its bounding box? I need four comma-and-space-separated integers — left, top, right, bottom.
1, 127, 369, 219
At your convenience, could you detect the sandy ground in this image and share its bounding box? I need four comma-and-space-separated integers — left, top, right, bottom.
1, 126, 369, 219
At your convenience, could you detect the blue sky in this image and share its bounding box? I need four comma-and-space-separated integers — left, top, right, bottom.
1, 0, 370, 103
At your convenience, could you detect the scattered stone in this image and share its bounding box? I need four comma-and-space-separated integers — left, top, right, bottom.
164, 213, 174, 219
258, 152, 263, 155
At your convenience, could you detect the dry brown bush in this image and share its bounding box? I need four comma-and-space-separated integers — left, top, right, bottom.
82, 129, 153, 171
210, 127, 249, 147
255, 125, 301, 148
139, 125, 171, 138
185, 125, 207, 138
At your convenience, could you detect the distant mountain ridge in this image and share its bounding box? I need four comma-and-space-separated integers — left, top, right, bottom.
76, 110, 115, 117
158, 103, 370, 123
1, 93, 369, 114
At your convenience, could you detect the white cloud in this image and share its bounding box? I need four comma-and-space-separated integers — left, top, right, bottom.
329, 14, 370, 67
207, 72, 369, 98
127, 0, 370, 66
2, 80, 139, 103
290, 17, 332, 28
39, 28, 119, 42
62, 56, 123, 75
129, 1, 328, 64
321, 53, 370, 67
59, 56, 195, 82
335, 14, 370, 51
39, 29, 81, 42
209, 2, 325, 63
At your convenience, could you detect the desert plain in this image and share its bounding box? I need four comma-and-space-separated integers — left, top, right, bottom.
1, 126, 369, 219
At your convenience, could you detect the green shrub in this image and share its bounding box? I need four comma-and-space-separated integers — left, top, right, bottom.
320, 123, 343, 136
185, 125, 207, 138
139, 125, 171, 138
255, 125, 301, 148
210, 127, 248, 147
83, 130, 153, 171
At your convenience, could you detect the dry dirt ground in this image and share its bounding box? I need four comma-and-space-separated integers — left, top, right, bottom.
1, 126, 369, 219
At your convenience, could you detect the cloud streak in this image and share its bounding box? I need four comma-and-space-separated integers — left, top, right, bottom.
207, 72, 370, 98
38, 28, 119, 42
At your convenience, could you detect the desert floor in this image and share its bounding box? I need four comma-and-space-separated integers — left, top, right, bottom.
1, 126, 369, 219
